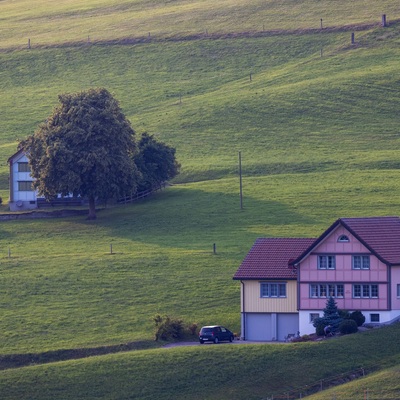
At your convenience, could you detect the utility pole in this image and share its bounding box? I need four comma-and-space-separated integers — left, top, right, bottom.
239, 151, 243, 209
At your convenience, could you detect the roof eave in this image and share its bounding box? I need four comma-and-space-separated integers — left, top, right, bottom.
233, 277, 297, 281
290, 219, 341, 266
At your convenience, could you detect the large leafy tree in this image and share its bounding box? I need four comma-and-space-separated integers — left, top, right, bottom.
135, 133, 180, 191
21, 88, 139, 219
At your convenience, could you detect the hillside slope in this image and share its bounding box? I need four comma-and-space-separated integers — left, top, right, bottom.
0, 324, 400, 399
1, 1, 400, 399
1, 0, 399, 49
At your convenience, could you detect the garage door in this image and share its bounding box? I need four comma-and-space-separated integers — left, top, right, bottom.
245, 313, 273, 341
277, 313, 299, 341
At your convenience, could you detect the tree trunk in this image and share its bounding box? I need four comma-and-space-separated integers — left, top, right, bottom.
87, 195, 97, 220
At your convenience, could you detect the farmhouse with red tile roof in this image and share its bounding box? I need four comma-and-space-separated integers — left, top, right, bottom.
233, 217, 400, 341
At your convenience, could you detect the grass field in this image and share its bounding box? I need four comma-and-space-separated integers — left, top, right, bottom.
1, 0, 400, 398
1, 0, 399, 49
307, 364, 400, 400
0, 324, 400, 399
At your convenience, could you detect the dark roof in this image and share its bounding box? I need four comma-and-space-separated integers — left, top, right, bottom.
291, 216, 400, 266
341, 217, 400, 265
233, 238, 316, 280
7, 148, 25, 164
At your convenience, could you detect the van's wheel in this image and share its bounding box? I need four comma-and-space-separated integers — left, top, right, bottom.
214, 337, 219, 344
229, 336, 233, 342
199, 340, 204, 344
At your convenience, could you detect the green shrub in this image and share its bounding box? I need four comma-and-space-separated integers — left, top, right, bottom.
153, 314, 184, 341
313, 318, 327, 336
349, 310, 366, 327
339, 319, 358, 335
188, 323, 198, 335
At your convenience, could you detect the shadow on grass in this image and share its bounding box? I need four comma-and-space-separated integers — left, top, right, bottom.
0, 340, 159, 371
83, 185, 318, 249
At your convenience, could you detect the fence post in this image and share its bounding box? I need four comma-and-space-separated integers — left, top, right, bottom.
351, 32, 355, 44
382, 14, 387, 27
28, 38, 31, 49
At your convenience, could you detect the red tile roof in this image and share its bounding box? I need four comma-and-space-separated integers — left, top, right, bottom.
234, 217, 400, 281
341, 216, 400, 265
233, 238, 316, 280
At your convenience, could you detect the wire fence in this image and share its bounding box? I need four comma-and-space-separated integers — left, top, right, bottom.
117, 183, 166, 204
267, 390, 400, 400
265, 363, 388, 399
15, 14, 394, 53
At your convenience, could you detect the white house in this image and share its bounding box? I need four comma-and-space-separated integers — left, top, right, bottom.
8, 149, 82, 211
8, 149, 38, 211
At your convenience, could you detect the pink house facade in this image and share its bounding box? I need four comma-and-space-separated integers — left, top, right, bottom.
234, 217, 400, 340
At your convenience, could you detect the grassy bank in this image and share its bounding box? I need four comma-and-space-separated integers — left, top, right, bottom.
0, 324, 400, 399
1, 0, 399, 49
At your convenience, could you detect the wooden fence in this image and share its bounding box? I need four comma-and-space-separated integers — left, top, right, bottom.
117, 184, 166, 204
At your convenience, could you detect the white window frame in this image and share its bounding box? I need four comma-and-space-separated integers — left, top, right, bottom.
309, 313, 320, 323
337, 235, 349, 243
318, 255, 336, 270
352, 255, 370, 270
353, 284, 378, 298
260, 282, 287, 298
310, 284, 344, 298
17, 181, 34, 191
17, 162, 30, 173
370, 313, 380, 323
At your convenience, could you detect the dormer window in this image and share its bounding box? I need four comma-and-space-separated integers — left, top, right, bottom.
337, 235, 349, 243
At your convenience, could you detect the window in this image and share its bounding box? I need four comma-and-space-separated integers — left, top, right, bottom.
338, 235, 349, 243
310, 284, 344, 298
397, 284, 400, 297
318, 255, 336, 270
18, 162, 30, 172
310, 313, 320, 323
18, 181, 34, 191
352, 255, 370, 270
353, 284, 378, 298
260, 282, 286, 298
370, 314, 380, 323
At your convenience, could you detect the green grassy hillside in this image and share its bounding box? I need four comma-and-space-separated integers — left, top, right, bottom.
1, 0, 399, 49
2, 26, 400, 187
307, 364, 400, 400
1, 0, 400, 398
1, 324, 400, 400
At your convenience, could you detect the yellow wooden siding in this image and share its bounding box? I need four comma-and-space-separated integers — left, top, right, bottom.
241, 280, 298, 313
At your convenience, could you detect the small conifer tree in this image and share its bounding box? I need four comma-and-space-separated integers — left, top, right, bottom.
313, 297, 343, 334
